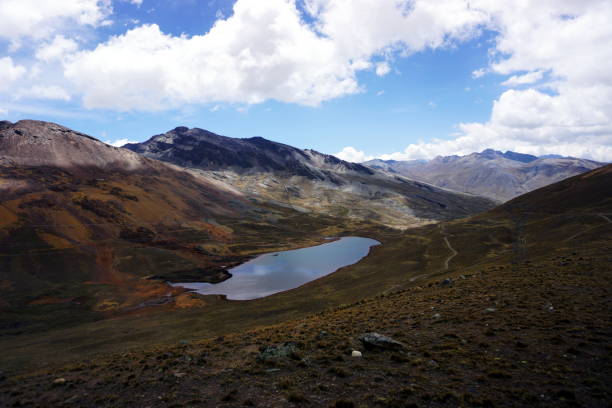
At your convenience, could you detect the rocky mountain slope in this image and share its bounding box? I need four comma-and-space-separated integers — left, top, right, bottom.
2, 162, 609, 407
125, 127, 495, 228
0, 120, 348, 336
365, 149, 604, 202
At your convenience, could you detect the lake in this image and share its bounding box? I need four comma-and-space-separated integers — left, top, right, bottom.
172, 236, 380, 300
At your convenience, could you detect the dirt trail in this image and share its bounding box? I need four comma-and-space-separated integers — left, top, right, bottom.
598, 213, 612, 224
439, 224, 458, 270
564, 213, 612, 242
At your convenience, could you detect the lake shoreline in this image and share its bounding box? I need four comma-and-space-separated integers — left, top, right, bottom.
172, 236, 380, 301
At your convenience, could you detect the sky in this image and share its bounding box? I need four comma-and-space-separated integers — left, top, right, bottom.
0, 0, 611, 162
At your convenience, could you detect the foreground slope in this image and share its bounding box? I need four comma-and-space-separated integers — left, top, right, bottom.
1, 163, 609, 406
366, 149, 604, 202
125, 127, 495, 228
0, 120, 345, 336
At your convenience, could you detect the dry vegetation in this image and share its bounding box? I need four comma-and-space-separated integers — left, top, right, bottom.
0, 165, 610, 407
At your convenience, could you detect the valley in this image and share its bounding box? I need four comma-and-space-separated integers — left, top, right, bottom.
0, 121, 610, 408
1, 2, 611, 406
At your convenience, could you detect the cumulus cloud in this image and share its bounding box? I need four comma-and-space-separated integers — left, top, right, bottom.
336, 0, 612, 162
63, 0, 487, 110
375, 62, 390, 77
0, 0, 112, 42
0, 0, 610, 160
15, 85, 72, 101
0, 57, 26, 90
334, 146, 374, 163
35, 35, 79, 62
471, 68, 486, 79
501, 70, 544, 87
104, 138, 136, 147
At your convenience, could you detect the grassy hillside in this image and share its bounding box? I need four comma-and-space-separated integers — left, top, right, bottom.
0, 166, 609, 407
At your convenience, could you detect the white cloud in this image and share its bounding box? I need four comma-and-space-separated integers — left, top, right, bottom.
15, 85, 72, 101
104, 138, 136, 147
471, 68, 486, 78
0, 107, 7, 117
375, 62, 390, 77
376, 90, 385, 96
334, 146, 374, 163
0, 0, 609, 160
0, 57, 26, 90
339, 0, 612, 162
129, 0, 143, 5
501, 70, 544, 87
63, 0, 488, 111
0, 0, 112, 42
35, 35, 79, 62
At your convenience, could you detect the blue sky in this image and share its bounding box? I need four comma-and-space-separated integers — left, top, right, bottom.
0, 0, 611, 161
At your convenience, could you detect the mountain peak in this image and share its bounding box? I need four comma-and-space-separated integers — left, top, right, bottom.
0, 119, 145, 170
502, 150, 538, 163
124, 127, 374, 177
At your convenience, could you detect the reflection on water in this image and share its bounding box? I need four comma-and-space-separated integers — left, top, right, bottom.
173, 236, 380, 300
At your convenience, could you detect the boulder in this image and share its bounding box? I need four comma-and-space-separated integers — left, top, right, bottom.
257, 342, 299, 362
358, 333, 405, 351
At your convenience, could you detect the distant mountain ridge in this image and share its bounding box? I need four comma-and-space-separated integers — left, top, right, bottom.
125, 126, 495, 227
0, 120, 149, 171
364, 149, 604, 202
124, 126, 373, 181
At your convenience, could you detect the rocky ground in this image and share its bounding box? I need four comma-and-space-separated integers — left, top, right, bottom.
1, 240, 609, 407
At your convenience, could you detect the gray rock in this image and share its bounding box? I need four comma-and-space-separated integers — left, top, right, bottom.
358, 333, 405, 351
484, 307, 497, 313
257, 342, 299, 362
439, 278, 453, 287
316, 330, 329, 340
63, 395, 79, 404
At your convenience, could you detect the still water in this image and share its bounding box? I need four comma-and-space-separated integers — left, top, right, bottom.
173, 236, 380, 300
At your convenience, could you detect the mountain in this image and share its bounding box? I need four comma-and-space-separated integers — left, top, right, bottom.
0, 120, 348, 335
125, 126, 495, 228
2, 159, 609, 406
125, 126, 372, 178
364, 149, 604, 202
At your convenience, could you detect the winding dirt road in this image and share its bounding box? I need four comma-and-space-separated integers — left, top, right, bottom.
564, 213, 612, 242
439, 224, 458, 270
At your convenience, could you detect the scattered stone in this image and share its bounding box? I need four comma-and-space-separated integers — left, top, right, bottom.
484, 307, 497, 313
63, 395, 79, 404
358, 333, 405, 351
53, 378, 67, 385
351, 350, 362, 358
459, 274, 466, 279
173, 372, 186, 378
316, 330, 328, 340
543, 302, 554, 312
439, 278, 453, 287
427, 360, 439, 368
432, 313, 441, 319
258, 342, 299, 362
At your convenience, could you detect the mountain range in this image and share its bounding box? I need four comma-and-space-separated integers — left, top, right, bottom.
365, 149, 604, 202
1, 121, 610, 406
124, 126, 494, 228
0, 120, 493, 336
